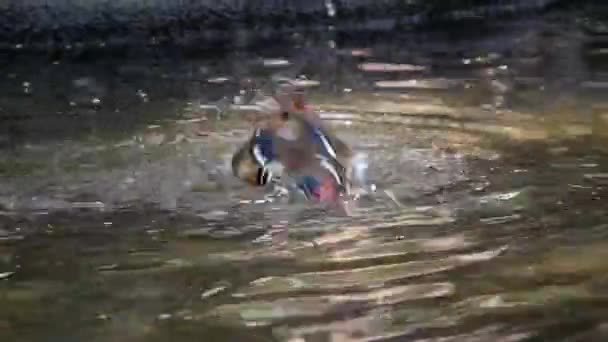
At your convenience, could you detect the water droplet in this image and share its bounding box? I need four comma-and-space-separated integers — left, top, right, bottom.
325, 0, 336, 17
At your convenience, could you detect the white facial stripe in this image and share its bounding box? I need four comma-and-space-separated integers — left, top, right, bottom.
251, 128, 267, 166
252, 145, 267, 166
320, 158, 342, 186
318, 132, 337, 159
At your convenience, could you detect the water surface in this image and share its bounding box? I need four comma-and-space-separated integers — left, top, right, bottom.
2, 10, 608, 342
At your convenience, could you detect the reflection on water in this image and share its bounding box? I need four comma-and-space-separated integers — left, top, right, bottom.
2, 8, 608, 342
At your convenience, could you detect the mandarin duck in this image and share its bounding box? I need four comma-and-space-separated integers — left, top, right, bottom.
231, 90, 354, 211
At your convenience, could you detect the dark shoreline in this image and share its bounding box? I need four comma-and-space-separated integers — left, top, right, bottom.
0, 0, 571, 55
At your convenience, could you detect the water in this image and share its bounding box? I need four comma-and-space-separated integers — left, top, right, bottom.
2, 8, 608, 342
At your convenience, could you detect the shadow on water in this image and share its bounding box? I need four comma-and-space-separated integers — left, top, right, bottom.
2, 6, 608, 342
